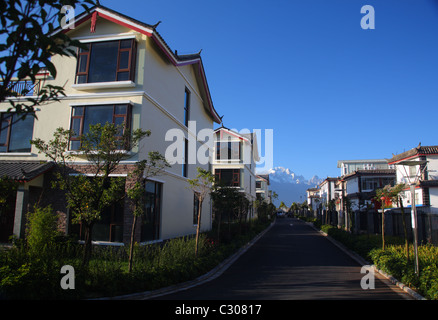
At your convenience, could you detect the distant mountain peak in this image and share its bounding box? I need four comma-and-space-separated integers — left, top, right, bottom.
259, 167, 323, 206
266, 166, 322, 186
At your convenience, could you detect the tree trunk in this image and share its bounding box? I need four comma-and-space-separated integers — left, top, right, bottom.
82, 222, 93, 268
128, 215, 138, 273
195, 198, 203, 257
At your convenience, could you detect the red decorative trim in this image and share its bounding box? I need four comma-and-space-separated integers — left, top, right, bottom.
90, 11, 98, 33
388, 153, 434, 165
97, 11, 153, 36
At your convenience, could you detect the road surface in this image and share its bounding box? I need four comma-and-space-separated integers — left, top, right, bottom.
156, 217, 411, 300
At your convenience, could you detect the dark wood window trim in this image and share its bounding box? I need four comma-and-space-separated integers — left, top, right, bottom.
215, 169, 241, 187
75, 39, 137, 84
69, 104, 132, 150
0, 113, 35, 153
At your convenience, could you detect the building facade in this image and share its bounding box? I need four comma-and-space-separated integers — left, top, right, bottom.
256, 174, 271, 204
337, 159, 392, 176
212, 127, 259, 219
0, 5, 222, 244
388, 145, 438, 213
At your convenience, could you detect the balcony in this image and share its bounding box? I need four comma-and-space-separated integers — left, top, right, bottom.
1, 79, 43, 98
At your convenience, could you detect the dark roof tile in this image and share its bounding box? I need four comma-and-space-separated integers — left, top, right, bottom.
0, 161, 54, 182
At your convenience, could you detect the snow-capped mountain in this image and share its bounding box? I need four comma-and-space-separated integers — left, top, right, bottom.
267, 167, 322, 186
259, 167, 323, 207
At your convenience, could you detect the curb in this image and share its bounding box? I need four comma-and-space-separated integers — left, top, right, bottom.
305, 221, 427, 300
97, 221, 275, 300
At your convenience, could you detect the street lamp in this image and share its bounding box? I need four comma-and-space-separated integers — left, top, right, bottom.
395, 160, 428, 275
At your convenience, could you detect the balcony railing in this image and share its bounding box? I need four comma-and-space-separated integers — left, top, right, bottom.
1, 79, 43, 97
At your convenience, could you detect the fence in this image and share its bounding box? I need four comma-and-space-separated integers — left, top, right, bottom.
1, 79, 42, 97
302, 207, 438, 246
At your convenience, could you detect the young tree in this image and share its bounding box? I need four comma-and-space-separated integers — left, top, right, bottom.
375, 184, 405, 251
32, 123, 149, 267
290, 202, 299, 217
126, 152, 170, 272
187, 167, 215, 257
393, 183, 409, 260
211, 185, 239, 241
0, 0, 95, 118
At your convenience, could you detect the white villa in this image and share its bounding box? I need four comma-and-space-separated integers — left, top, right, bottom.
388, 144, 438, 213
0, 4, 222, 244
212, 126, 260, 219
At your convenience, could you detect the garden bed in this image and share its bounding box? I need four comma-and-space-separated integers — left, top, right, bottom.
0, 219, 271, 300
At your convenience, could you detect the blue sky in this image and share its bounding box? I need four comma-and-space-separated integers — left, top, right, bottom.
101, 0, 438, 180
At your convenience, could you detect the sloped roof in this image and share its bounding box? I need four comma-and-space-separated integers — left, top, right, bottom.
257, 174, 270, 184
342, 169, 396, 180
0, 161, 54, 182
388, 145, 438, 164
55, 4, 222, 124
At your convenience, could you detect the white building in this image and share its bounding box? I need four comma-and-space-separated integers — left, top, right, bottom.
319, 177, 338, 209
306, 187, 320, 212
337, 159, 392, 176
0, 4, 222, 244
212, 126, 259, 218
388, 145, 438, 213
256, 174, 271, 204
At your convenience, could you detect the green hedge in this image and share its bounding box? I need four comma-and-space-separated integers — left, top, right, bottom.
369, 245, 438, 300
318, 224, 438, 300
0, 219, 271, 300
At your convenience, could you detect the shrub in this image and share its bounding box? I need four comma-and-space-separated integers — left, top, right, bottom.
370, 244, 438, 300
26, 206, 60, 256
0, 218, 271, 299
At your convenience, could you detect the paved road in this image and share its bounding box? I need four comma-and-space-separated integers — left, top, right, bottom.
157, 218, 411, 300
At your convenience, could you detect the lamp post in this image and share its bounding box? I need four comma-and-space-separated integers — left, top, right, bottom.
395, 160, 428, 276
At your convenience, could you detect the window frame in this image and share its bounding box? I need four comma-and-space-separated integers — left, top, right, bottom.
216, 141, 242, 161
184, 88, 191, 127
141, 180, 162, 242
0, 112, 35, 153
182, 138, 188, 178
75, 39, 137, 84
215, 168, 241, 187
69, 104, 132, 151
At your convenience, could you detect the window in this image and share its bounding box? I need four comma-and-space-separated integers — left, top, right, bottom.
0, 113, 35, 153
182, 138, 188, 177
69, 104, 131, 150
76, 39, 137, 84
361, 177, 395, 191
141, 181, 162, 242
215, 169, 240, 187
193, 193, 200, 225
216, 141, 241, 161
93, 201, 124, 242
72, 177, 125, 243
409, 165, 418, 178
256, 181, 262, 189
184, 88, 190, 127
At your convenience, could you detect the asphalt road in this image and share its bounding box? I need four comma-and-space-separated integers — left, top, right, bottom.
156, 217, 412, 300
